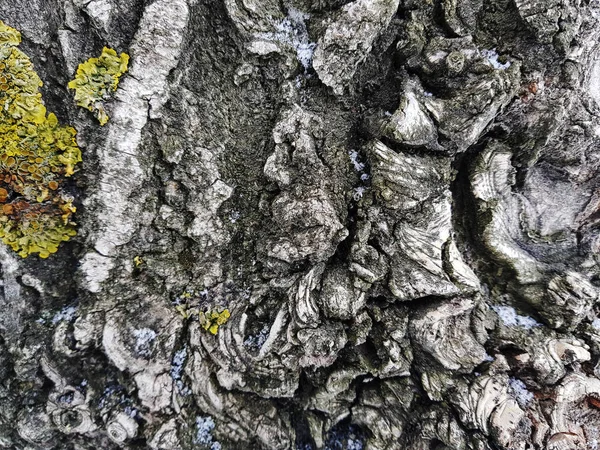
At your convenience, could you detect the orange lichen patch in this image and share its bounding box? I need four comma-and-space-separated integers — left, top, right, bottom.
0, 20, 81, 258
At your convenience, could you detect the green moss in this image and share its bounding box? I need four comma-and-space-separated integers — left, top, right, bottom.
68, 47, 129, 125
0, 21, 81, 258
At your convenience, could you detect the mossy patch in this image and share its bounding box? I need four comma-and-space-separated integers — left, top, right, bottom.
0, 21, 81, 258
68, 47, 129, 125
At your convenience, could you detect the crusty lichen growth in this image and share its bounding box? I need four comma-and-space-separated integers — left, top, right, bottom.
0, 21, 81, 258
176, 304, 231, 335
198, 308, 230, 335
68, 47, 129, 125
174, 292, 231, 335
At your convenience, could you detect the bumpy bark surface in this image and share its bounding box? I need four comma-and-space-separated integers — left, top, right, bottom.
1, 0, 600, 449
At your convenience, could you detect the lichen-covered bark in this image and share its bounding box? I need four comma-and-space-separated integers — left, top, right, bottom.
1, 0, 600, 449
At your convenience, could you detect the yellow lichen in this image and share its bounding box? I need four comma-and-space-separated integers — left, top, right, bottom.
175, 304, 193, 319
0, 20, 81, 258
174, 293, 231, 335
198, 309, 230, 335
68, 47, 129, 125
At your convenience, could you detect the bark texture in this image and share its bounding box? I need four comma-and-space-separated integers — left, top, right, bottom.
1, 0, 600, 449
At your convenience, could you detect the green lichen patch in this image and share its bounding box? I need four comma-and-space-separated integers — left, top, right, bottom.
0, 20, 81, 258
68, 47, 130, 125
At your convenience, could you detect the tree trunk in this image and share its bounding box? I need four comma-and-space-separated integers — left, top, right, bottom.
1, 0, 600, 449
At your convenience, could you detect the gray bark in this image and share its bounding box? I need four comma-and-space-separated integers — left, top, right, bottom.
1, 0, 600, 449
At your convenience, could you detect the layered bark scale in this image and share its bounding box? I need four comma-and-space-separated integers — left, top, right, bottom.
1, 0, 600, 449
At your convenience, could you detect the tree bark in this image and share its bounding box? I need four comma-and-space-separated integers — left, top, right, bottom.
1, 0, 600, 449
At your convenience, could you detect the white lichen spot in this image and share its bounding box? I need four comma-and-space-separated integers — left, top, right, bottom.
492, 305, 541, 329
481, 48, 511, 70
229, 211, 241, 223
170, 346, 191, 396
508, 377, 534, 408
170, 347, 186, 380
592, 318, 600, 330
348, 150, 365, 172
353, 186, 366, 200
194, 416, 221, 449
125, 405, 138, 418
195, 415, 214, 443
244, 324, 270, 350
98, 384, 133, 410
256, 7, 316, 70
132, 328, 157, 357
347, 439, 364, 450
348, 150, 370, 197
285, 7, 316, 69
52, 305, 78, 324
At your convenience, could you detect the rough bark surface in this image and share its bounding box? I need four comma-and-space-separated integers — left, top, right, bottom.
1, 0, 600, 449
